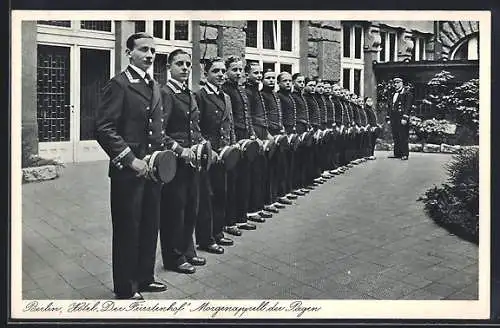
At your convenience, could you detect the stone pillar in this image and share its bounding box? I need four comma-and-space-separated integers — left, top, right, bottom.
364, 25, 381, 107
299, 21, 309, 75
115, 21, 135, 74
22, 21, 38, 163
215, 21, 246, 60
191, 20, 202, 91
306, 21, 341, 80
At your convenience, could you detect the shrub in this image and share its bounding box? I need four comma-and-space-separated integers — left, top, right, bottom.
418, 148, 479, 244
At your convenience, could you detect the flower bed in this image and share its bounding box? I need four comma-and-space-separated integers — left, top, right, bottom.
375, 140, 478, 154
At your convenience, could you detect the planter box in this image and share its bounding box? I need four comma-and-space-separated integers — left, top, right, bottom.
423, 144, 442, 153
409, 143, 424, 152
22, 165, 63, 183
441, 143, 462, 154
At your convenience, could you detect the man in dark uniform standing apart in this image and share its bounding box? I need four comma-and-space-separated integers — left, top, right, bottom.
387, 77, 413, 160
160, 49, 210, 274
95, 32, 167, 300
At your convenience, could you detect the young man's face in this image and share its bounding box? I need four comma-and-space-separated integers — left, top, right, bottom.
169, 53, 192, 83
279, 73, 292, 91
127, 37, 156, 72
293, 75, 305, 91
365, 98, 373, 107
332, 85, 341, 96
315, 82, 324, 94
246, 64, 263, 84
206, 61, 226, 87
226, 60, 243, 84
323, 84, 332, 95
394, 80, 404, 90
305, 81, 316, 93
262, 71, 276, 89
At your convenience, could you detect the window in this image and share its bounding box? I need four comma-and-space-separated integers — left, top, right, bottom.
411, 36, 427, 61
451, 34, 479, 60
378, 30, 398, 62
37, 21, 71, 28
80, 21, 112, 32
341, 23, 364, 97
153, 53, 169, 85
246, 21, 258, 48
245, 20, 300, 77
139, 20, 191, 42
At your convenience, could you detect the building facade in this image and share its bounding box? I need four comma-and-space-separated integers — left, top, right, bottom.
21, 20, 479, 163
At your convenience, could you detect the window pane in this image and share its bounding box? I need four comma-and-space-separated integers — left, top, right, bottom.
280, 21, 292, 51
354, 69, 361, 96
80, 21, 112, 32
37, 21, 71, 27
154, 53, 169, 86
343, 68, 350, 90
343, 26, 351, 58
174, 21, 189, 40
263, 62, 275, 72
134, 21, 146, 33
419, 38, 426, 60
389, 33, 396, 61
153, 21, 163, 38
354, 26, 362, 59
280, 64, 292, 74
379, 32, 386, 62
246, 21, 257, 48
263, 21, 276, 49
165, 20, 171, 40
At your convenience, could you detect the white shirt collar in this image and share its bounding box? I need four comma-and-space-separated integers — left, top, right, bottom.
128, 64, 149, 80
205, 81, 220, 93
169, 78, 186, 90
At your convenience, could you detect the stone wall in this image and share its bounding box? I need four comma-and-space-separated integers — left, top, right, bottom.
439, 21, 479, 59
22, 21, 38, 163
306, 21, 341, 81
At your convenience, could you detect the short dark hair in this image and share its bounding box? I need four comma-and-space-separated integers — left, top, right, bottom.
126, 32, 154, 51
305, 77, 316, 84
168, 49, 190, 64
292, 73, 304, 81
204, 57, 225, 73
244, 61, 260, 73
277, 71, 291, 82
225, 55, 241, 68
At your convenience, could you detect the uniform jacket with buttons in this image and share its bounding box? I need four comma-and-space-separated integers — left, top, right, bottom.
389, 87, 413, 120
324, 95, 336, 127
364, 105, 378, 126
245, 83, 268, 130
222, 81, 255, 140
291, 90, 310, 132
95, 66, 165, 178
261, 86, 284, 135
304, 93, 321, 129
313, 94, 328, 128
278, 90, 296, 134
195, 84, 236, 151
331, 96, 344, 126
161, 79, 204, 155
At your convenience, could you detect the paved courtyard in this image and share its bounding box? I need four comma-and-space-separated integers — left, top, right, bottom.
21, 151, 479, 300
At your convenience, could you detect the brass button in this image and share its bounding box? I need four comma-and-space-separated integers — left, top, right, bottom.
161, 118, 164, 123
149, 131, 153, 135
146, 106, 150, 110
161, 131, 165, 135
148, 143, 152, 148
149, 118, 153, 123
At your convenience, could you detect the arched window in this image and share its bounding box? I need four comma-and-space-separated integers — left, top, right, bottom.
451, 34, 479, 60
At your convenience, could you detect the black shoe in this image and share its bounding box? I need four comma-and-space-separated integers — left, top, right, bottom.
286, 194, 298, 200
188, 256, 206, 266
198, 243, 224, 254
138, 281, 167, 293
224, 226, 242, 236
259, 210, 273, 219
273, 202, 286, 208
116, 292, 144, 300
237, 222, 257, 230
401, 156, 408, 160
264, 204, 279, 213
165, 262, 196, 274
300, 188, 310, 194
292, 190, 306, 196
278, 197, 292, 205
248, 213, 266, 222
216, 237, 234, 246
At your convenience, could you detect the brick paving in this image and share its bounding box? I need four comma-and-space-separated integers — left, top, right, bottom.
21, 151, 479, 300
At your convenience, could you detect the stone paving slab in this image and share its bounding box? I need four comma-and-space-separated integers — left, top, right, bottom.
20, 151, 479, 300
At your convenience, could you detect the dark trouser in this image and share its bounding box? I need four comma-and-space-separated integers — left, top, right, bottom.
390, 113, 409, 157
110, 176, 161, 297
370, 130, 378, 156
160, 161, 199, 267
225, 165, 238, 226
284, 148, 294, 194
195, 168, 220, 247
234, 154, 252, 222
250, 152, 266, 212
270, 149, 288, 201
